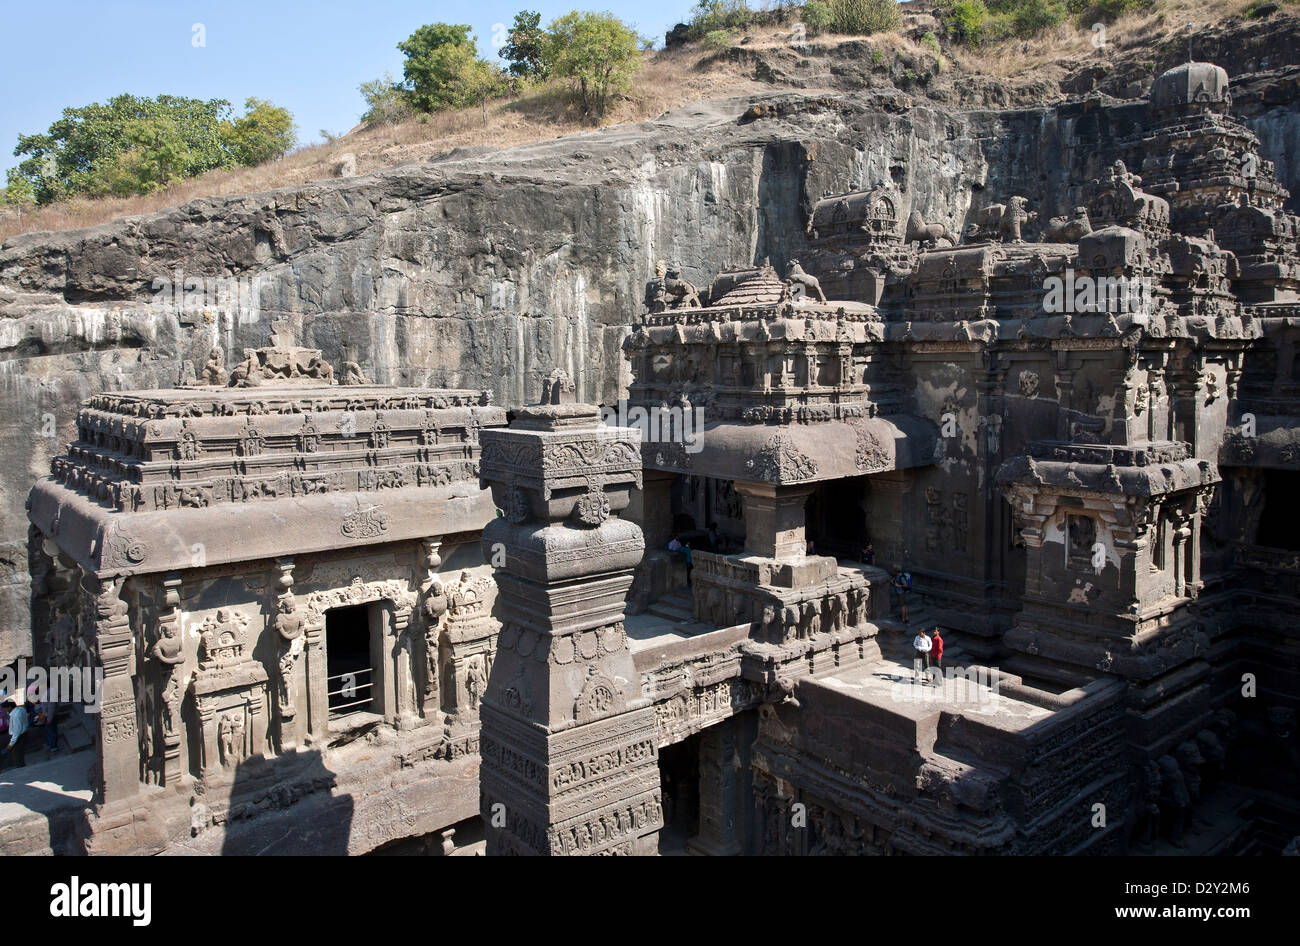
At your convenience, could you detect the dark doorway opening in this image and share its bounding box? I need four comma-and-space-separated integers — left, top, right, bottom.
806, 477, 869, 559
658, 734, 700, 854
1257, 471, 1300, 551
326, 604, 375, 719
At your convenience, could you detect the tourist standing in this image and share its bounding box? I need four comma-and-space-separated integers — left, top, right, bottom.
912, 629, 932, 683
892, 565, 913, 624
35, 698, 58, 752
931, 627, 945, 675
1, 699, 28, 770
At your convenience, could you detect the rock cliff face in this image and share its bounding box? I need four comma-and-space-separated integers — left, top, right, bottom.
2, 17, 1299, 657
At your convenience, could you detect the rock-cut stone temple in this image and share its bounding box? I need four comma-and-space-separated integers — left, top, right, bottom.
12, 61, 1300, 855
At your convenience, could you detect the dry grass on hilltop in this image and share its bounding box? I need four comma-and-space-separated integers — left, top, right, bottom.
949, 0, 1267, 77
0, 1, 1277, 243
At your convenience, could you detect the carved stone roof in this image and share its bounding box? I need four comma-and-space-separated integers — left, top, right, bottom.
29, 382, 506, 577
641, 414, 941, 485
807, 186, 902, 238
997, 442, 1218, 498
1151, 62, 1230, 115
711, 265, 789, 307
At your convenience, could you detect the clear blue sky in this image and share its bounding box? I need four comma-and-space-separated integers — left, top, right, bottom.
1, 0, 695, 173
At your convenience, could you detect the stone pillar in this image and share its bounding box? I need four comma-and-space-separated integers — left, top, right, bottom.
87, 574, 140, 804
478, 399, 662, 855
271, 557, 305, 750
688, 718, 741, 856
391, 602, 417, 726
155, 574, 186, 786
419, 537, 445, 719
733, 482, 815, 560
867, 471, 910, 567
304, 623, 327, 745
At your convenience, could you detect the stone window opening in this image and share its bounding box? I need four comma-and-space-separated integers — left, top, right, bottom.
325, 602, 384, 726
1256, 471, 1300, 552
1066, 513, 1097, 571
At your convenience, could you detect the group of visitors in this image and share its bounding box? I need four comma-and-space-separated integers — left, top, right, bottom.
0, 681, 60, 773
667, 534, 694, 586
882, 557, 951, 685
910, 627, 945, 685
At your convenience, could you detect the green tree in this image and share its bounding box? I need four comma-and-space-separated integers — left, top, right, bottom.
942, 0, 991, 44
802, 0, 834, 34
1, 168, 36, 210
220, 97, 296, 166
502, 10, 548, 79
545, 11, 642, 117
13, 94, 235, 203
11, 94, 296, 203
687, 0, 756, 40
397, 22, 501, 113
359, 74, 411, 125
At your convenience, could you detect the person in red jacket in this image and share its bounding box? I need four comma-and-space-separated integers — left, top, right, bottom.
931, 627, 945, 674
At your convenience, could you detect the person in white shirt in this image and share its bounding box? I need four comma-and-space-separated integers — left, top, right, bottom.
912, 630, 932, 683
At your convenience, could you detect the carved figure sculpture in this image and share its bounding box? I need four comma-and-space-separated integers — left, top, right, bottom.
341, 361, 370, 385
905, 209, 956, 247
663, 266, 702, 309
218, 712, 245, 766
786, 259, 827, 302
202, 347, 228, 385
1044, 206, 1093, 242
969, 196, 1036, 242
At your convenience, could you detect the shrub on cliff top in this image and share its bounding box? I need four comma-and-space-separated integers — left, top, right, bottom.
688, 0, 761, 40
941, 0, 992, 45
546, 11, 642, 116
801, 0, 834, 34
12, 94, 296, 204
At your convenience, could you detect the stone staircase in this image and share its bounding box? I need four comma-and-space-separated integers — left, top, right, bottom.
646, 590, 694, 627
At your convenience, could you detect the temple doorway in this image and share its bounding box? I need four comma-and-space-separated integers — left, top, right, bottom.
658, 734, 700, 854
805, 477, 869, 559
1257, 471, 1300, 551
326, 603, 378, 720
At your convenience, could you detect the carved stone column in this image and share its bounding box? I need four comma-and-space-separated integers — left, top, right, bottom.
688, 718, 741, 856
272, 557, 307, 750
304, 622, 328, 745
391, 600, 418, 726
732, 482, 816, 560
87, 574, 140, 804
478, 397, 662, 855
419, 537, 446, 717
152, 573, 186, 786
867, 471, 910, 568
